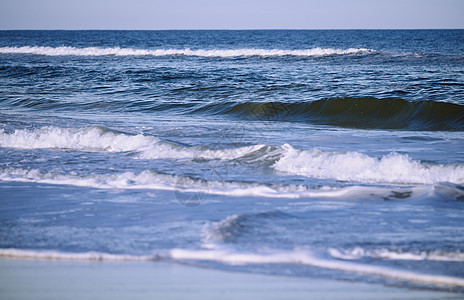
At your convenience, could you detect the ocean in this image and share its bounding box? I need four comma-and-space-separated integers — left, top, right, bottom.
0, 30, 464, 292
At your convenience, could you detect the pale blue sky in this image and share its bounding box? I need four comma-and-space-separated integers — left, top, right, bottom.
1, 0, 463, 30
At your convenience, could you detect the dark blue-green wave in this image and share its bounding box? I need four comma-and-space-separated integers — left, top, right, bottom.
194, 97, 464, 131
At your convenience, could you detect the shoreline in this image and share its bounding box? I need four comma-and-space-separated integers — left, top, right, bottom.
1, 257, 462, 300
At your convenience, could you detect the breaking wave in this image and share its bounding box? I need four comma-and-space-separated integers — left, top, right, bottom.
273, 144, 464, 185
0, 126, 264, 160
328, 247, 464, 262
0, 46, 373, 57
1, 126, 464, 186
0, 167, 381, 199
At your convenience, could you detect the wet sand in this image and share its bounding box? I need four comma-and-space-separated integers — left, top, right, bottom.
0, 258, 461, 300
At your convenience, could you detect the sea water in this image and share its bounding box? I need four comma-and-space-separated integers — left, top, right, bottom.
1, 30, 464, 292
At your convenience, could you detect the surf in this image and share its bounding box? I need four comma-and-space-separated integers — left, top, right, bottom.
1, 126, 464, 186
0, 46, 373, 57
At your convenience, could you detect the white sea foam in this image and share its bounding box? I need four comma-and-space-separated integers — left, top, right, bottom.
273, 144, 464, 185
0, 126, 265, 160
0, 248, 156, 261
2, 164, 462, 202
0, 46, 373, 57
0, 126, 158, 152
0, 167, 357, 199
168, 248, 464, 287
3, 247, 463, 287
328, 247, 464, 262
2, 127, 463, 187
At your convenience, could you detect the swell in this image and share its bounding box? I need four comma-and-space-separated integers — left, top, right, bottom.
195, 97, 464, 131
3, 96, 462, 131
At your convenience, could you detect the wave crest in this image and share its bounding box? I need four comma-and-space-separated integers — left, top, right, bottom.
273, 144, 464, 185
0, 126, 158, 152
0, 46, 373, 57
1, 126, 464, 186
328, 247, 464, 262
0, 126, 265, 160
0, 167, 363, 199
197, 98, 464, 131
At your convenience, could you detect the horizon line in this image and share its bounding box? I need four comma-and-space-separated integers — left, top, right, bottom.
1, 28, 464, 31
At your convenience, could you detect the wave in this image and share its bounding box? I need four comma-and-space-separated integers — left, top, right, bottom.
1, 126, 464, 186
328, 247, 464, 262
2, 247, 463, 287
2, 97, 462, 131
196, 97, 464, 131
0, 126, 264, 160
168, 248, 464, 287
2, 165, 463, 201
0, 126, 159, 152
2, 167, 462, 200
0, 167, 392, 199
201, 212, 292, 245
273, 144, 464, 185
0, 46, 373, 57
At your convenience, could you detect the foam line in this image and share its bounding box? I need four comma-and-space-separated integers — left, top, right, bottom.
0, 167, 358, 199
0, 46, 373, 57
168, 248, 464, 287
0, 248, 156, 261
328, 247, 464, 262
2, 247, 463, 286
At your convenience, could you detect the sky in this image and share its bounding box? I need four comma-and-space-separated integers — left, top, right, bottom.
0, 0, 463, 30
